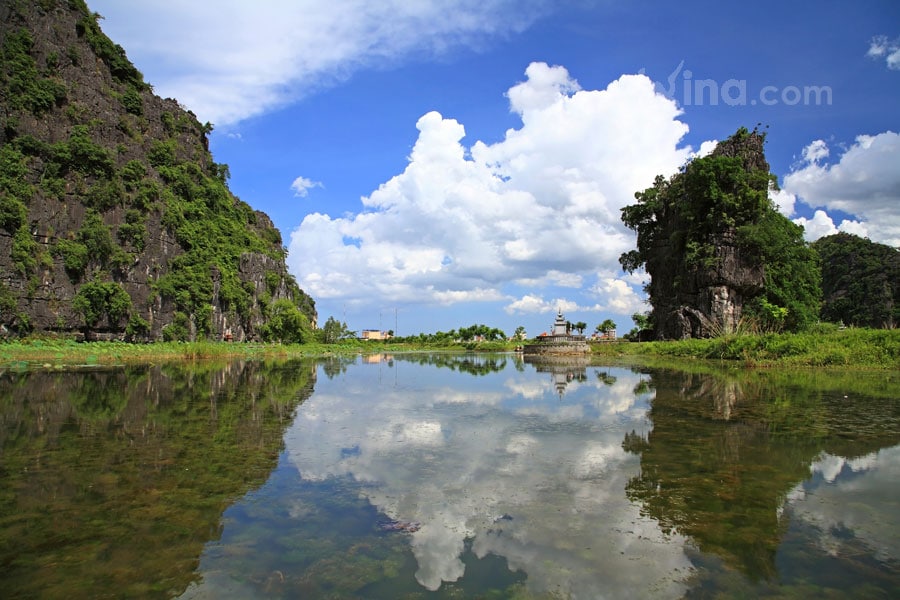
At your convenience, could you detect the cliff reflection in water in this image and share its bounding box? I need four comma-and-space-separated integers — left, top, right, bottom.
0, 360, 316, 598
624, 368, 900, 588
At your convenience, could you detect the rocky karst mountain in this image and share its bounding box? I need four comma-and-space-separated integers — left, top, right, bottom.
812, 232, 899, 329
621, 128, 821, 339
0, 0, 316, 340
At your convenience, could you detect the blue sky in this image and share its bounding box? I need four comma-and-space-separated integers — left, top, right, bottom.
90, 0, 900, 337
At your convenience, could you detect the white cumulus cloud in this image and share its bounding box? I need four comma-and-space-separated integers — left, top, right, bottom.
782, 132, 900, 246
288, 63, 692, 312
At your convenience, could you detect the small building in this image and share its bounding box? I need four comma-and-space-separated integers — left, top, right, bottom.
591, 329, 617, 341
361, 329, 390, 341
523, 310, 590, 355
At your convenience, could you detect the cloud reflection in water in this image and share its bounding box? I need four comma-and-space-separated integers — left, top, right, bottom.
285, 358, 693, 596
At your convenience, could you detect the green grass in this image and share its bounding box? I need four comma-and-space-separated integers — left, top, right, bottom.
2, 327, 897, 369
592, 326, 900, 369
0, 338, 503, 367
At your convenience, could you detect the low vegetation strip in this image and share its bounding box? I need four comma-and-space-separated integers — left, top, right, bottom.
592, 326, 900, 369
0, 339, 452, 367
1, 327, 897, 369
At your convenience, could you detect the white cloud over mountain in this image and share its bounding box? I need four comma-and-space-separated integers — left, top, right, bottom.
288, 63, 691, 314
290, 175, 322, 198
781, 131, 900, 246
91, 0, 549, 126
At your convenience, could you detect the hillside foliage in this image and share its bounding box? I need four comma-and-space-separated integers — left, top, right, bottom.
812, 232, 899, 328
0, 0, 315, 340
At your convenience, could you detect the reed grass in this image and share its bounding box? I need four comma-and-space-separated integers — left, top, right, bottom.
592, 325, 899, 369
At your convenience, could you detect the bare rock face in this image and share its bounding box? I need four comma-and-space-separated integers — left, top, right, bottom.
659, 232, 766, 339
0, 0, 316, 340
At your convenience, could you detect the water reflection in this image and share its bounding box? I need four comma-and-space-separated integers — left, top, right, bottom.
0, 360, 315, 599
395, 353, 512, 376
284, 357, 691, 597
624, 368, 900, 594
279, 358, 899, 597
2, 356, 898, 598
524, 355, 590, 398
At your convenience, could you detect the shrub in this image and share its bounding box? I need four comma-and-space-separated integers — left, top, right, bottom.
162, 312, 190, 342
125, 313, 150, 340
120, 159, 146, 189
262, 299, 312, 343
54, 239, 89, 277
121, 85, 142, 116
50, 125, 115, 178
75, 9, 147, 89
11, 226, 37, 275
78, 211, 114, 265
85, 178, 124, 211
1, 28, 67, 115
148, 139, 177, 168
117, 209, 147, 251
73, 280, 132, 330
0, 145, 32, 232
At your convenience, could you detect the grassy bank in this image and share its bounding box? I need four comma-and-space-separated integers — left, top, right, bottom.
2, 327, 897, 369
0, 338, 474, 368
592, 326, 900, 369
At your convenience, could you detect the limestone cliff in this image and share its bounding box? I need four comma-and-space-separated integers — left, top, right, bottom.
0, 0, 316, 340
622, 128, 819, 338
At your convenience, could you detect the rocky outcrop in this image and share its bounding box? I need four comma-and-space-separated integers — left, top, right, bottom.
0, 0, 315, 340
626, 129, 771, 340
655, 134, 769, 339
655, 230, 765, 339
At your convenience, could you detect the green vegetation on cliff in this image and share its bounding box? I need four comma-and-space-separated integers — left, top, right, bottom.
621, 127, 820, 338
0, 0, 316, 340
812, 232, 899, 329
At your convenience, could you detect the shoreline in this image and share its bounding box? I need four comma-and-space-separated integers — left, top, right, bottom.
1, 327, 897, 370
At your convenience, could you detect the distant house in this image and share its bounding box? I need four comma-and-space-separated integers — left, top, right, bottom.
591, 329, 617, 341
361, 329, 390, 341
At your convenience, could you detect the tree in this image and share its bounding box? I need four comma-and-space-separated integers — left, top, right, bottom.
624, 312, 651, 341
620, 127, 821, 337
73, 281, 132, 336
632, 312, 650, 331
737, 209, 821, 331
457, 323, 505, 342
596, 319, 617, 336
321, 316, 353, 343
514, 325, 527, 340
262, 299, 312, 343
574, 321, 587, 335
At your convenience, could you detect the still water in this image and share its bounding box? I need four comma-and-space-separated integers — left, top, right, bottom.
1, 354, 898, 598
